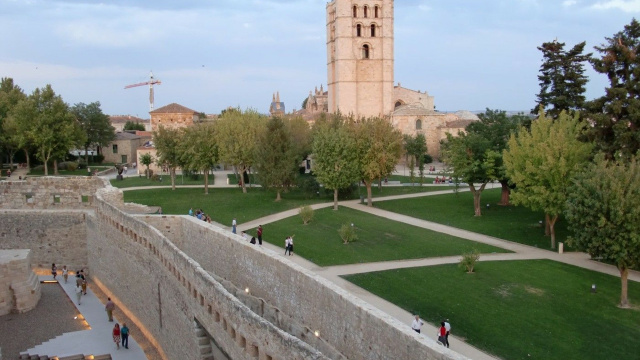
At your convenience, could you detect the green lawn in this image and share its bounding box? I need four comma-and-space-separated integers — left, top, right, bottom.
344, 260, 640, 360
28, 167, 110, 176
251, 207, 509, 266
385, 175, 435, 184
111, 175, 213, 188
375, 187, 571, 250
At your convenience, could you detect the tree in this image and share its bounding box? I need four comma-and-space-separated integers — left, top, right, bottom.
12, 85, 85, 175
312, 118, 360, 210
466, 109, 523, 205
285, 116, 312, 164
565, 154, 640, 308
533, 40, 591, 117
123, 121, 145, 131
585, 19, 640, 160
216, 109, 266, 193
0, 78, 27, 168
254, 117, 299, 201
139, 153, 154, 179
71, 102, 115, 164
441, 131, 499, 216
403, 133, 428, 185
503, 111, 593, 249
153, 126, 183, 190
351, 117, 403, 207
178, 123, 218, 194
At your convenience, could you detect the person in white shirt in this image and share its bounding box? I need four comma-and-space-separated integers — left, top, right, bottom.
443, 319, 451, 348
284, 237, 291, 255
232, 218, 237, 234
411, 315, 424, 334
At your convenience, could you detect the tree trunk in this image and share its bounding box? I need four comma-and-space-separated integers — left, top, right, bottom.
498, 180, 511, 206
23, 148, 30, 171
146, 166, 150, 179
548, 214, 558, 249
470, 183, 488, 216
545, 213, 551, 236
239, 166, 247, 193
171, 168, 176, 191
204, 171, 209, 195
619, 266, 630, 308
43, 150, 49, 176
8, 149, 15, 170
275, 190, 282, 202
378, 178, 382, 190
366, 181, 373, 207
84, 145, 89, 164
333, 189, 339, 210
53, 159, 59, 175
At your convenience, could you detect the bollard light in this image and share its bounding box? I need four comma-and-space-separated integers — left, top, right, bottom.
245, 287, 250, 294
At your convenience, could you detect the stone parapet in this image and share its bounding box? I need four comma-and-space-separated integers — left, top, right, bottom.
0, 176, 111, 210
0, 249, 41, 316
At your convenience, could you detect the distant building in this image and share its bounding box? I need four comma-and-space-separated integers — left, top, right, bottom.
109, 115, 150, 132
103, 132, 148, 165
149, 103, 199, 132
269, 92, 286, 117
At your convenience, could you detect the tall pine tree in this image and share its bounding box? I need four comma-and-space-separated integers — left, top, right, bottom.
585, 19, 640, 160
533, 40, 590, 117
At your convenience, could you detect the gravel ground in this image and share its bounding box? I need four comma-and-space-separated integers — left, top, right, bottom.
0, 283, 86, 359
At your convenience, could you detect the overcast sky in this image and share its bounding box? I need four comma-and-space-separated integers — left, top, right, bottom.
0, 0, 637, 118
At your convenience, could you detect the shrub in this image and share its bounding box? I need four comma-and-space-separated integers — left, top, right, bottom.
150, 174, 161, 182
338, 223, 358, 244
91, 154, 105, 164
145, 169, 154, 178
66, 162, 78, 171
459, 249, 480, 273
297, 175, 320, 199
58, 162, 69, 170
338, 183, 359, 200
77, 158, 87, 169
299, 205, 314, 225
31, 165, 44, 172
423, 154, 433, 164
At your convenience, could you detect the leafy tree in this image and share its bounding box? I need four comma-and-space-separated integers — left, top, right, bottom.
139, 153, 154, 179
71, 102, 115, 164
254, 117, 299, 201
12, 85, 85, 175
503, 111, 593, 249
0, 78, 26, 168
586, 19, 640, 160
351, 117, 403, 207
404, 133, 428, 184
441, 131, 499, 216
533, 40, 591, 117
565, 154, 640, 308
123, 121, 145, 131
153, 126, 183, 190
466, 109, 523, 205
216, 109, 266, 193
285, 116, 312, 163
178, 123, 218, 194
312, 118, 360, 210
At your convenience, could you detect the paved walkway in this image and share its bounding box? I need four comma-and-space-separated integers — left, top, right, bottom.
22, 276, 146, 360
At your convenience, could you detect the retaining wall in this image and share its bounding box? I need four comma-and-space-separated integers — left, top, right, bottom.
0, 249, 41, 315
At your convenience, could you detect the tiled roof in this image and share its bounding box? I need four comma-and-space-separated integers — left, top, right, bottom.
109, 115, 148, 124
115, 132, 141, 140
453, 110, 480, 121
392, 104, 441, 116
150, 103, 198, 114
445, 119, 475, 128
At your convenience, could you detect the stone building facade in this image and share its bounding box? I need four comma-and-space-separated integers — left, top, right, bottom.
103, 132, 147, 165
109, 115, 150, 132
149, 103, 199, 132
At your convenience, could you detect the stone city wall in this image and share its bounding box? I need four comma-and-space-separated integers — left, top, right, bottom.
0, 211, 89, 273
91, 193, 327, 360
0, 176, 115, 210
0, 249, 41, 316
156, 215, 466, 360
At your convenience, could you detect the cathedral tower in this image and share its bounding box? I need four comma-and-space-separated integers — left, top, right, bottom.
327, 0, 394, 118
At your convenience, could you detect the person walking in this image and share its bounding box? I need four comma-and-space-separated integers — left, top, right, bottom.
105, 298, 115, 322
444, 319, 451, 348
288, 236, 294, 256
75, 285, 83, 305
62, 265, 68, 283
81, 279, 88, 295
284, 236, 291, 256
75, 273, 83, 288
112, 323, 121, 349
121, 323, 130, 349
411, 315, 424, 333
257, 225, 263, 245
232, 218, 237, 234
438, 322, 447, 345
51, 263, 57, 280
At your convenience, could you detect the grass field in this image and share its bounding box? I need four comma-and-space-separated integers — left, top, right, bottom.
374, 187, 571, 250
249, 207, 509, 266
111, 175, 213, 188
344, 260, 640, 360
28, 167, 111, 176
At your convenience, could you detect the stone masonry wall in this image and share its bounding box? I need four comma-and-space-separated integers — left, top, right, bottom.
0, 211, 89, 273
0, 249, 41, 316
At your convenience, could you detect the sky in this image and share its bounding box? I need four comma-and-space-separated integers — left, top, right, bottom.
0, 0, 638, 118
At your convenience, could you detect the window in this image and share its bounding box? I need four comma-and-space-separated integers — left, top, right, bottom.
353, 5, 357, 17
395, 101, 404, 108
375, 5, 380, 18
121, 155, 128, 164
364, 5, 368, 18
112, 144, 118, 154
371, 24, 376, 37
416, 119, 423, 130
362, 44, 370, 59
357, 24, 362, 37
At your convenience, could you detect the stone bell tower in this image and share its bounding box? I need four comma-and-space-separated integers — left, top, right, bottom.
327, 0, 394, 118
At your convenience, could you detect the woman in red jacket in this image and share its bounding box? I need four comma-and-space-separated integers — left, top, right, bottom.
112, 323, 121, 349
438, 322, 447, 346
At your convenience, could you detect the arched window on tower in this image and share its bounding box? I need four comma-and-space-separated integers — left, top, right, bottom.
371, 24, 376, 37
364, 6, 368, 18
395, 101, 404, 108
357, 24, 362, 37
362, 44, 370, 59
375, 5, 380, 18
353, 5, 357, 18
416, 119, 423, 130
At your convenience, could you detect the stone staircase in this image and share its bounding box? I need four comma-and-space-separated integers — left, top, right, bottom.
18, 354, 112, 360
194, 320, 215, 360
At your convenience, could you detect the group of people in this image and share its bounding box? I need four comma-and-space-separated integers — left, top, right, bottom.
434, 176, 453, 184
241, 225, 264, 245
411, 315, 451, 348
284, 235, 294, 256
189, 208, 212, 223
106, 298, 131, 349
